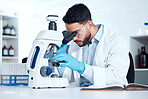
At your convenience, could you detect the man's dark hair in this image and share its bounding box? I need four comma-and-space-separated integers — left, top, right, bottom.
63, 3, 92, 24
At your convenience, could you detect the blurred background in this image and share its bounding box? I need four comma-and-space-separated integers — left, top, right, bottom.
0, 0, 148, 62
0, 0, 148, 85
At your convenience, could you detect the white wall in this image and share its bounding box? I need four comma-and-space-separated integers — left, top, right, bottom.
18, 0, 148, 62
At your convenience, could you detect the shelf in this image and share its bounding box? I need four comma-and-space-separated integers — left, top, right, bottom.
2, 35, 18, 39
2, 56, 18, 60
131, 35, 148, 38
0, 14, 18, 64
135, 69, 148, 71
131, 35, 148, 41
0, 12, 18, 19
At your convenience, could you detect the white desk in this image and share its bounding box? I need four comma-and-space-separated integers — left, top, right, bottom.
0, 86, 148, 99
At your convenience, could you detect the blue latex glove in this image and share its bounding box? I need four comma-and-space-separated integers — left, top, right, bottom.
57, 44, 67, 55
53, 53, 85, 74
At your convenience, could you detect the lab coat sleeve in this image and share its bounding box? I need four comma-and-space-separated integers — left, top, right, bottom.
105, 38, 129, 86
92, 36, 129, 86
81, 64, 107, 86
81, 64, 93, 82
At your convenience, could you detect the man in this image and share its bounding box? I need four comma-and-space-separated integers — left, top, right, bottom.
53, 3, 129, 87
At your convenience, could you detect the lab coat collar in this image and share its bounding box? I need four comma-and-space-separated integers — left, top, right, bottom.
93, 24, 104, 43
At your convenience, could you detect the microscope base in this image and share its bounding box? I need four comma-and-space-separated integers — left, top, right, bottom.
29, 77, 69, 89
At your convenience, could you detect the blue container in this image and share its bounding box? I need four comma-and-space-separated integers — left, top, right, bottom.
0, 75, 29, 86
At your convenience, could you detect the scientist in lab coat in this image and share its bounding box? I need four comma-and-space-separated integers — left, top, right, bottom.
53, 3, 129, 87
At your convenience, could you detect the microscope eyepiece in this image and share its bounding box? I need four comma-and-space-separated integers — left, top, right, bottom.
62, 31, 77, 44
46, 15, 58, 31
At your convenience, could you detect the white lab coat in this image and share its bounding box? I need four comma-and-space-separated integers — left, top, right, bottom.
62, 26, 130, 87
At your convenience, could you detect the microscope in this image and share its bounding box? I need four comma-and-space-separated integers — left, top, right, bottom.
26, 15, 76, 89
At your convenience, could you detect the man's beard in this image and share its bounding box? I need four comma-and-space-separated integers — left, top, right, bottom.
74, 32, 91, 47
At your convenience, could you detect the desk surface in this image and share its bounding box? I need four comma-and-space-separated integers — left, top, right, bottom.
0, 86, 148, 99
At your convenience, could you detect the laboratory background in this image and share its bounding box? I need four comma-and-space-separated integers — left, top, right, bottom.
0, 0, 148, 88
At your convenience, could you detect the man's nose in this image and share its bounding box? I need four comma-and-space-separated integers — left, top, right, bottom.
73, 36, 77, 41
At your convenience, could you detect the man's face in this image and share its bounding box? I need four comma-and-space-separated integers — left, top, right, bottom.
65, 22, 91, 47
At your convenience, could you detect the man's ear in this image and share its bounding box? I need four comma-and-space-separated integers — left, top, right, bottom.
87, 21, 93, 30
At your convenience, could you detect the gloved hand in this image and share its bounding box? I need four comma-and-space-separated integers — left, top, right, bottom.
53, 53, 85, 74
57, 44, 67, 55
